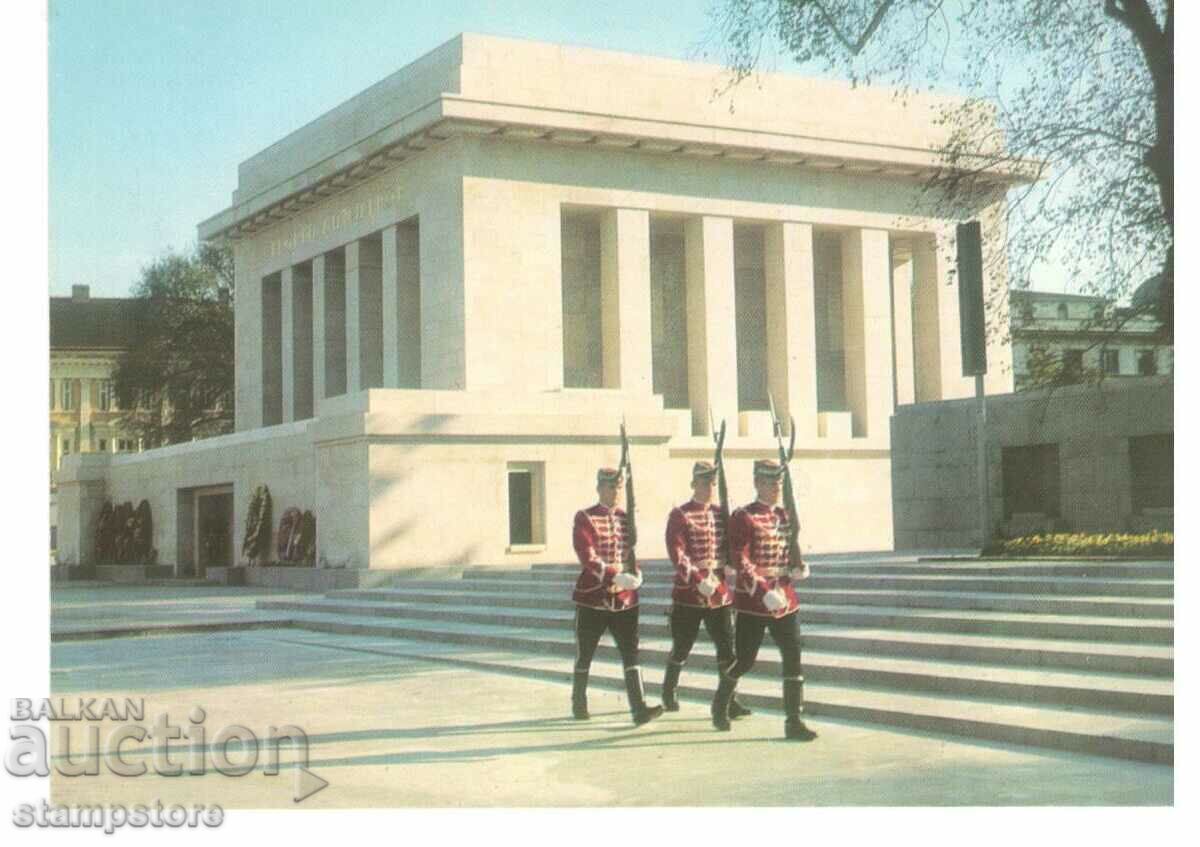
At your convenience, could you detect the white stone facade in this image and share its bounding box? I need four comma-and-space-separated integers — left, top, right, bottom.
56, 34, 1022, 573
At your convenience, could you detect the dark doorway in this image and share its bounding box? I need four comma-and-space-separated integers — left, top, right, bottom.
197, 492, 233, 577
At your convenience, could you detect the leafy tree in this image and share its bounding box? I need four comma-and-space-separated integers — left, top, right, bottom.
113, 244, 234, 445
710, 1, 1173, 342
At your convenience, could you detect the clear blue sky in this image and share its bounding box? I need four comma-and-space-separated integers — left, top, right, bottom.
48, 0, 743, 297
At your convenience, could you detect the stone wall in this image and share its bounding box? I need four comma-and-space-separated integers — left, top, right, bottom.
891, 376, 1173, 548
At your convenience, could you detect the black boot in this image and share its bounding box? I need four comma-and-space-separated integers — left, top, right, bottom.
711, 673, 737, 731
729, 696, 753, 719
572, 669, 590, 720
625, 667, 664, 726
783, 676, 817, 741
661, 660, 683, 712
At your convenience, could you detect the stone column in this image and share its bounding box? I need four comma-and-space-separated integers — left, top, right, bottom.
291, 263, 315, 419
316, 251, 347, 398
685, 216, 739, 436
313, 255, 328, 405
382, 222, 422, 388
841, 229, 895, 439
600, 208, 654, 394
892, 247, 916, 406
911, 235, 942, 402
234, 255, 262, 431
281, 266, 296, 422
764, 221, 819, 440
261, 273, 283, 426
346, 237, 384, 392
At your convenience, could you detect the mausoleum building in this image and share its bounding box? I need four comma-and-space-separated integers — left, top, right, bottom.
56, 34, 1022, 576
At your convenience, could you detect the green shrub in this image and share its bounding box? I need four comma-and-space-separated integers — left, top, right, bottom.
986, 531, 1173, 558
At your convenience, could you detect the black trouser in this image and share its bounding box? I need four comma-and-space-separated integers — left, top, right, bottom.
728, 610, 802, 679
574, 605, 640, 671
668, 604, 735, 669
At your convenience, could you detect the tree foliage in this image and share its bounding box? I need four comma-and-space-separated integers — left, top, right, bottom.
711, 0, 1173, 341
113, 244, 234, 445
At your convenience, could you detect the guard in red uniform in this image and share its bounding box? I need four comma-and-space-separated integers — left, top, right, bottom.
711, 459, 818, 741
660, 461, 751, 719
571, 467, 664, 726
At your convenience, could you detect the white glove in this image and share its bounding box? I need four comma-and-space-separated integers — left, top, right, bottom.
762, 588, 788, 612
790, 562, 811, 581
697, 573, 720, 597
613, 571, 643, 591
596, 561, 619, 578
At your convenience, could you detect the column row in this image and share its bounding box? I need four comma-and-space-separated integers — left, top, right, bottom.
262, 221, 423, 425
571, 210, 947, 441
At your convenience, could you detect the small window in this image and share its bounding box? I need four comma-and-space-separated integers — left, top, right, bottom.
1021, 301, 1034, 321
506, 462, 545, 548
98, 438, 108, 452
61, 381, 74, 410
1056, 303, 1069, 320
62, 440, 71, 455
98, 380, 113, 411
49, 380, 55, 410
1002, 444, 1061, 519
1102, 349, 1120, 375
1138, 350, 1157, 376
508, 471, 533, 545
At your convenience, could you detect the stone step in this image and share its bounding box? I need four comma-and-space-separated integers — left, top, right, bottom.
512, 560, 1175, 579
447, 578, 1173, 617
267, 619, 1173, 764
255, 597, 1173, 675
465, 570, 1174, 599
328, 587, 1174, 644
254, 599, 1172, 715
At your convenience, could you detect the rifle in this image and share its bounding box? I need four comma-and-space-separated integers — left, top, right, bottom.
767, 394, 803, 569
709, 409, 733, 572
617, 419, 638, 573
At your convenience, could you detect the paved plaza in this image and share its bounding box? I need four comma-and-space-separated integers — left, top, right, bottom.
49, 585, 1172, 808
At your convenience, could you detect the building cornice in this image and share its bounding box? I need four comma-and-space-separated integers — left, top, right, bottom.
199, 96, 1038, 244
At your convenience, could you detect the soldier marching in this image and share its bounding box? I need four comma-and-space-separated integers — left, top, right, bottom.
660, 460, 751, 720
570, 466, 665, 726
569, 431, 817, 742
712, 458, 818, 741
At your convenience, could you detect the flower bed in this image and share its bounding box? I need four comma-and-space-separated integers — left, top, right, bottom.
985, 531, 1173, 558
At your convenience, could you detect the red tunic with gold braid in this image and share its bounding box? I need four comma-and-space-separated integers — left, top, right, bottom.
571, 504, 640, 611
730, 500, 802, 618
665, 500, 733, 609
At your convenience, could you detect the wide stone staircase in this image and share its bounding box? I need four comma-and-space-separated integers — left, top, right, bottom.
255, 557, 1174, 764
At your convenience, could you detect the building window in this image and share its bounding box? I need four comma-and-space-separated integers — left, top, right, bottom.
117, 439, 135, 452
1001, 444, 1061, 519
1137, 349, 1157, 376
1056, 303, 1068, 320
62, 440, 71, 455
61, 380, 74, 410
1129, 434, 1172, 511
98, 438, 108, 452
1102, 349, 1120, 376
49, 380, 55, 410
506, 462, 545, 547
1021, 301, 1034, 322
1062, 349, 1084, 381
98, 380, 113, 411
